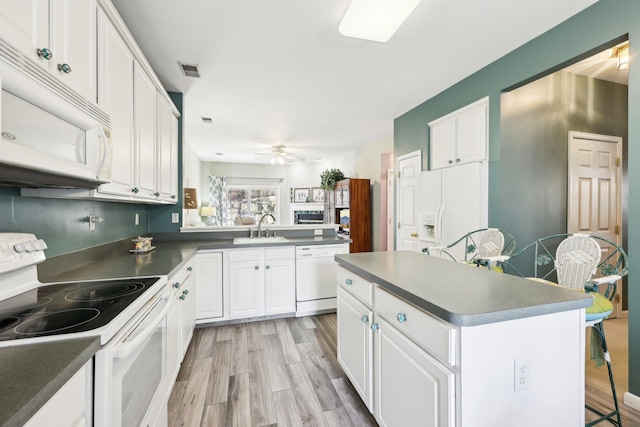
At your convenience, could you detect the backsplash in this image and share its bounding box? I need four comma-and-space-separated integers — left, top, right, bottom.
0, 188, 148, 257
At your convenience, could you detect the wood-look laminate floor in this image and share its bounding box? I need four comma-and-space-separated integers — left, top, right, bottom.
168, 314, 377, 427
169, 314, 640, 427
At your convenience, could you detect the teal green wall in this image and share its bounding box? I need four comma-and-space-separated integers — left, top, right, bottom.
149, 91, 184, 232
0, 187, 148, 257
394, 0, 640, 395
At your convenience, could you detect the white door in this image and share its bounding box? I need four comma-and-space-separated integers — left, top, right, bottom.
374, 318, 454, 427
568, 131, 622, 315
396, 150, 421, 251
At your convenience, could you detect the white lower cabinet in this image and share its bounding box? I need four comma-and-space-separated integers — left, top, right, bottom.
375, 317, 454, 427
196, 251, 223, 320
25, 359, 92, 427
227, 247, 295, 319
336, 268, 456, 427
337, 287, 373, 410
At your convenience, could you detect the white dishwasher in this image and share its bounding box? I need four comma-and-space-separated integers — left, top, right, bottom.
295, 244, 347, 316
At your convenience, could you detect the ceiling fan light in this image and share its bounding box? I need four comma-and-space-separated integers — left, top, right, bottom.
276, 156, 285, 165
339, 0, 422, 43
270, 157, 277, 164
617, 45, 630, 70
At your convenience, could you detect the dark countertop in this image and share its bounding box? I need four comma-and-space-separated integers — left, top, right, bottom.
42, 236, 349, 282
3, 234, 348, 425
0, 337, 100, 427
335, 251, 592, 327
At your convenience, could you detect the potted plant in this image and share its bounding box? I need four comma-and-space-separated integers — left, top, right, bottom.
320, 168, 345, 190
320, 169, 345, 223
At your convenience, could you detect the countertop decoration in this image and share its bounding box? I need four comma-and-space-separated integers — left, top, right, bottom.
130, 236, 154, 253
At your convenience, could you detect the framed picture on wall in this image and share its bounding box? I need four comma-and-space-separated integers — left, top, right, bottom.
312, 187, 324, 202
294, 188, 310, 202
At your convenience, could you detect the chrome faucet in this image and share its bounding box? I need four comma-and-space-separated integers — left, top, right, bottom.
257, 213, 276, 238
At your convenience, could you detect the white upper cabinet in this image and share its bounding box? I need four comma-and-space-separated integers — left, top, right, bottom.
134, 64, 158, 200
156, 95, 178, 202
429, 97, 488, 170
0, 0, 98, 101
97, 8, 134, 197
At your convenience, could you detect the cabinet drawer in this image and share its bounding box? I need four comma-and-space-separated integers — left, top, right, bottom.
337, 265, 373, 306
265, 246, 294, 260
169, 260, 194, 291
375, 286, 457, 366
228, 249, 261, 262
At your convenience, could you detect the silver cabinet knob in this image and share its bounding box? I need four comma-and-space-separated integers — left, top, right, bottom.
37, 47, 52, 60
57, 63, 71, 74
255, 265, 259, 270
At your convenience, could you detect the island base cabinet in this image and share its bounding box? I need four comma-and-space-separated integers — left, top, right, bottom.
374, 318, 454, 427
337, 287, 373, 411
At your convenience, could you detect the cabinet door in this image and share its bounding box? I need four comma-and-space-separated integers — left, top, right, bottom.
155, 96, 176, 202
264, 256, 295, 315
50, 0, 97, 101
97, 9, 135, 197
180, 274, 197, 357
337, 287, 373, 411
430, 119, 456, 169
374, 318, 455, 427
228, 260, 262, 318
196, 252, 223, 319
456, 103, 487, 164
0, 0, 49, 65
165, 298, 181, 388
133, 64, 157, 199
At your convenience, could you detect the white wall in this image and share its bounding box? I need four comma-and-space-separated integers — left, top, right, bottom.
354, 135, 394, 251
182, 141, 202, 226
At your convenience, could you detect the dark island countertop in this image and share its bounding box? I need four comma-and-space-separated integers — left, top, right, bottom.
335, 251, 592, 327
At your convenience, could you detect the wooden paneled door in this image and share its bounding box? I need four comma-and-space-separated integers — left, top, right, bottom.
568, 131, 623, 316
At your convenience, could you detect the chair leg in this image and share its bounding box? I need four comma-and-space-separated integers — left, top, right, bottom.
585, 321, 622, 427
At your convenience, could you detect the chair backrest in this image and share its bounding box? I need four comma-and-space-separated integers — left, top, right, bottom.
555, 234, 601, 290
423, 228, 516, 263
477, 229, 505, 258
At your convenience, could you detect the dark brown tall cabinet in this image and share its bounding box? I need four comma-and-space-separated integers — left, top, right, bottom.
334, 178, 371, 253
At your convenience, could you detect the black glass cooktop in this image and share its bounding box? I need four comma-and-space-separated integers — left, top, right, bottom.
0, 277, 161, 343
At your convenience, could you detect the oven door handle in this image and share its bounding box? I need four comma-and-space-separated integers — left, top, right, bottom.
113, 298, 169, 360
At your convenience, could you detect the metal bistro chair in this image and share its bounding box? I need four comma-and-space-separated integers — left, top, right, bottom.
501, 233, 628, 427
421, 228, 517, 270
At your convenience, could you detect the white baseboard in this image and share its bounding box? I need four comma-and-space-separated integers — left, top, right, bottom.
624, 391, 640, 410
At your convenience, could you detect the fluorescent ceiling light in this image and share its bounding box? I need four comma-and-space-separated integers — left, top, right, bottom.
339, 0, 422, 43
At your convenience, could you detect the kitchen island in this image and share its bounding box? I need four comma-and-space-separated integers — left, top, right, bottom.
335, 251, 592, 427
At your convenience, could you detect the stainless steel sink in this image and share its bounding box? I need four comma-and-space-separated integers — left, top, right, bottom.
232, 236, 289, 245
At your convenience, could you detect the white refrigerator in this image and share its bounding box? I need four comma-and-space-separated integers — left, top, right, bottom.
419, 161, 488, 260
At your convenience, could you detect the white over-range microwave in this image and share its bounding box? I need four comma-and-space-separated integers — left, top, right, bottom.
0, 60, 112, 189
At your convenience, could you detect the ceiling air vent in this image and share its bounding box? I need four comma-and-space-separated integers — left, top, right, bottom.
180, 63, 200, 78
201, 117, 213, 124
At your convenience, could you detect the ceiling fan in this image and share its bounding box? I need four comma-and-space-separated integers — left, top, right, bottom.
255, 145, 306, 164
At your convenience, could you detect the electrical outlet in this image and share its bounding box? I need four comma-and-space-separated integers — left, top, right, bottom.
314, 229, 323, 236
171, 213, 180, 223
135, 213, 140, 226
514, 358, 529, 391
